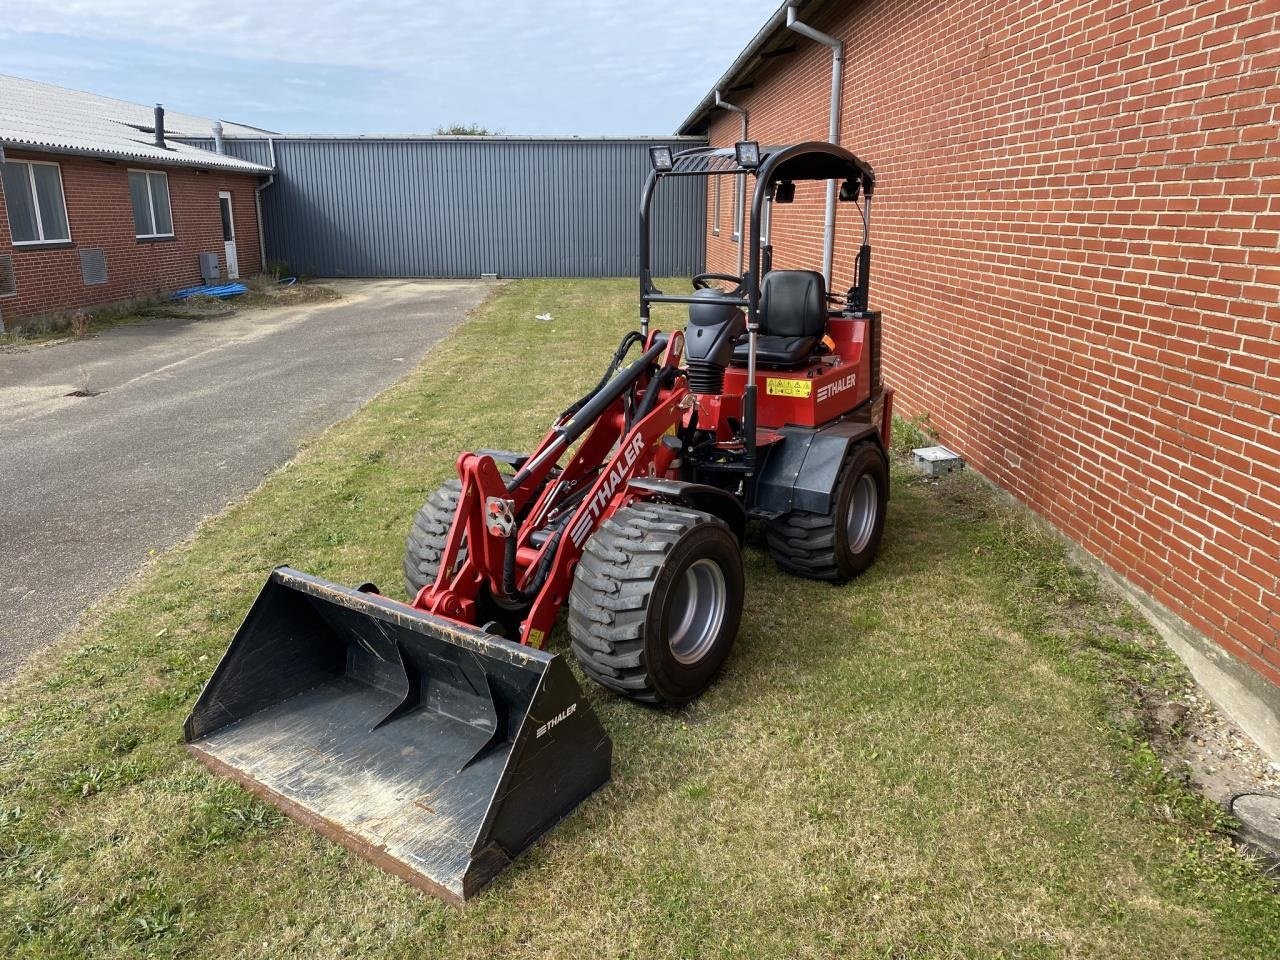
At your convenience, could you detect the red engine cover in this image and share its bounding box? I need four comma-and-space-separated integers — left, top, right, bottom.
718, 317, 872, 430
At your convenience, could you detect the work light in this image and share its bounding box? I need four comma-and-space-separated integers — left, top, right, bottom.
648, 146, 673, 172
734, 140, 760, 169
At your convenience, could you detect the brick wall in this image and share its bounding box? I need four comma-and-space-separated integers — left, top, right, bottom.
704, 0, 1280, 690
0, 151, 262, 325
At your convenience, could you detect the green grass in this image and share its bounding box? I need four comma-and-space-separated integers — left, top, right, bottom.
1, 279, 1275, 958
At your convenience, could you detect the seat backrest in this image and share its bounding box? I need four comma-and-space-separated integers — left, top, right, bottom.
759, 270, 827, 339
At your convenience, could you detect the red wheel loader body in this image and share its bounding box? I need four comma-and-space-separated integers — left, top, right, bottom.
185, 141, 891, 903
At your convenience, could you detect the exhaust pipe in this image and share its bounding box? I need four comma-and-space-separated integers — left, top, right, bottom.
153, 104, 166, 149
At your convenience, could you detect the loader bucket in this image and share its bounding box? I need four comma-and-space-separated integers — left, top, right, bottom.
183, 567, 611, 904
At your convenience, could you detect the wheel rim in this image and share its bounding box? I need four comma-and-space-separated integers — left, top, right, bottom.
666, 558, 727, 665
845, 474, 879, 554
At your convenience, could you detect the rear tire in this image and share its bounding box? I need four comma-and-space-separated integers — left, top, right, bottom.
569, 502, 744, 705
404, 478, 465, 597
766, 442, 888, 582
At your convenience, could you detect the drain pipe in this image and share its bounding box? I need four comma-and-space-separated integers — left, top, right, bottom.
254, 138, 277, 274
714, 90, 748, 276
786, 2, 843, 287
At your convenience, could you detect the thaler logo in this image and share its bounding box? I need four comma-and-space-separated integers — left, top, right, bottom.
569, 433, 647, 546
536, 702, 577, 738
817, 373, 856, 402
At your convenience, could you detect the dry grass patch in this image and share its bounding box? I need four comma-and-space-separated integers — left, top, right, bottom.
0, 278, 340, 347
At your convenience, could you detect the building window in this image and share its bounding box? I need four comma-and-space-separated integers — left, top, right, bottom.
129, 170, 174, 239
712, 178, 720, 236
1, 159, 71, 245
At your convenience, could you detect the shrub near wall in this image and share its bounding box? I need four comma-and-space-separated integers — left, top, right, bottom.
703, 0, 1280, 705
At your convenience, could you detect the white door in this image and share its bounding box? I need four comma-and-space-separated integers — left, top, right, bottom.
218, 191, 239, 279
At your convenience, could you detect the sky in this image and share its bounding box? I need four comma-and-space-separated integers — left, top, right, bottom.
2, 0, 780, 135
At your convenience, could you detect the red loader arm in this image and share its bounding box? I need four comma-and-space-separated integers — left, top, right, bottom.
413, 330, 688, 647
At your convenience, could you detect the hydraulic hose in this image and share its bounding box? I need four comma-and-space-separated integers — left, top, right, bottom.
558, 330, 644, 421
562, 337, 668, 444
629, 365, 678, 431
502, 528, 562, 604
506, 335, 668, 492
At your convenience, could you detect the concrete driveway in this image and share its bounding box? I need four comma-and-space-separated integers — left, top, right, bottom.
0, 279, 492, 683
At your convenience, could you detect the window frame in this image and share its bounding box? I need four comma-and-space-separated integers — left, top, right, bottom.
128, 169, 175, 240
731, 172, 743, 243
712, 176, 720, 237
3, 158, 72, 246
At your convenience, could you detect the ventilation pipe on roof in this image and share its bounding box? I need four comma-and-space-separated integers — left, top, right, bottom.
786, 2, 843, 287
714, 90, 749, 276
212, 120, 225, 155
153, 104, 166, 149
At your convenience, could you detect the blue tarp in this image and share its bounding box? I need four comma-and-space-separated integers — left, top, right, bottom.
170, 282, 249, 301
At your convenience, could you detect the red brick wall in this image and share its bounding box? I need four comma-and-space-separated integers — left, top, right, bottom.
0, 151, 262, 325
705, 0, 1280, 689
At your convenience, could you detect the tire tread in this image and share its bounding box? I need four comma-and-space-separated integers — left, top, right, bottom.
403, 478, 464, 597
568, 502, 725, 703
766, 442, 886, 582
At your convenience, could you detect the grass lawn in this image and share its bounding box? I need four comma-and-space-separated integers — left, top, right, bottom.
1, 279, 1276, 958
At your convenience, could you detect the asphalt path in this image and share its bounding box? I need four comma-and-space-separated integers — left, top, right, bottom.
0, 279, 491, 682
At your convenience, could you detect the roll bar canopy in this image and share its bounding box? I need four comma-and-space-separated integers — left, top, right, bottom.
639, 141, 875, 325
648, 141, 874, 188
754, 141, 875, 191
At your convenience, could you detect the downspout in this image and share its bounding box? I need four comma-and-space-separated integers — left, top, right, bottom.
786, 2, 843, 287
254, 138, 276, 275
714, 90, 748, 277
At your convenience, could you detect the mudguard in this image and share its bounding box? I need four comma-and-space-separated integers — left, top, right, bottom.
754, 419, 882, 516
626, 477, 747, 542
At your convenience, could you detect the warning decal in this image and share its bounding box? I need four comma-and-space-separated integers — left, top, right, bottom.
766, 377, 812, 398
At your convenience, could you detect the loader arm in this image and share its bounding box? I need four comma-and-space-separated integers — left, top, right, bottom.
413, 330, 688, 647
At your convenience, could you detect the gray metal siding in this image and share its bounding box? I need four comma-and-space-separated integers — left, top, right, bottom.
200, 138, 274, 168
193, 138, 706, 278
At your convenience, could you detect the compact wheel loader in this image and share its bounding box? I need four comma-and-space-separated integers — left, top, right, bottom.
185, 140, 893, 903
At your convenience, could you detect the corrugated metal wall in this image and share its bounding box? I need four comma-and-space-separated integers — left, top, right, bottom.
189, 137, 706, 278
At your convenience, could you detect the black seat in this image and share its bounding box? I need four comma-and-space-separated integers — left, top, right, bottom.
731, 269, 827, 367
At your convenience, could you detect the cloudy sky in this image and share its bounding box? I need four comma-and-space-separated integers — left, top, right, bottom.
3, 0, 779, 134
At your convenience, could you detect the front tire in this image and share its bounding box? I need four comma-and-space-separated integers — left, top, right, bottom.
403, 478, 532, 636
569, 502, 744, 705
404, 478, 465, 597
766, 442, 888, 582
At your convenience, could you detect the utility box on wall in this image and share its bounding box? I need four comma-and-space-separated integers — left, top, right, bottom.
199, 252, 220, 284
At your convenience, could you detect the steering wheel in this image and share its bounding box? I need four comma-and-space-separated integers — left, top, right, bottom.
692, 272, 746, 296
